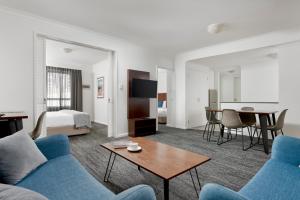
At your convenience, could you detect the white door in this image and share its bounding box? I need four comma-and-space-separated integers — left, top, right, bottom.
187, 69, 210, 128
34, 35, 47, 137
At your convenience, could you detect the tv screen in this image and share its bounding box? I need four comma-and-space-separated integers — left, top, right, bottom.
131, 79, 157, 98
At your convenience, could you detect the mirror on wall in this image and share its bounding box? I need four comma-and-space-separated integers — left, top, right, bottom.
220, 67, 241, 102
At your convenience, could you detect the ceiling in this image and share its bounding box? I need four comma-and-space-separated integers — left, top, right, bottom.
1, 0, 300, 55
46, 39, 108, 67
189, 47, 278, 69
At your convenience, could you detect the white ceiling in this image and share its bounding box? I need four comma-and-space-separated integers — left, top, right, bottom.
46, 39, 108, 67
189, 47, 278, 69
1, 0, 300, 55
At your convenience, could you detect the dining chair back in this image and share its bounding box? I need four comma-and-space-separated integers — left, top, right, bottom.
240, 107, 256, 126
30, 111, 46, 140
275, 109, 288, 130
222, 109, 244, 129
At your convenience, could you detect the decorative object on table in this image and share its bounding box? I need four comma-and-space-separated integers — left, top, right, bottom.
127, 142, 142, 152
109, 139, 132, 149
97, 76, 104, 98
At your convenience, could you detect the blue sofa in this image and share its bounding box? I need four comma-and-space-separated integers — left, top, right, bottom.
16, 135, 156, 200
200, 135, 300, 200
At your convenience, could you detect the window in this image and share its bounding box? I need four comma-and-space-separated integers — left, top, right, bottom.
46, 67, 72, 111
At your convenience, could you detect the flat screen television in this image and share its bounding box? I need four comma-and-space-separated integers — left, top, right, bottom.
131, 79, 157, 98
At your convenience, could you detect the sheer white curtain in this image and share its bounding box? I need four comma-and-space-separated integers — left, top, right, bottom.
46, 66, 82, 111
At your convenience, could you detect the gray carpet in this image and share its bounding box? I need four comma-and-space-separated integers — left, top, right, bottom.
69, 124, 270, 200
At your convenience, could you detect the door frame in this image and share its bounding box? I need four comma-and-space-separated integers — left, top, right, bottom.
156, 66, 174, 128
33, 32, 118, 138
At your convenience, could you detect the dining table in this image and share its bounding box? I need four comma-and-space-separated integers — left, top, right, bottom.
206, 108, 278, 154
0, 112, 28, 138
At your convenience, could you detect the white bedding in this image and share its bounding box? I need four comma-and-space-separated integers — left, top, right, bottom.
158, 107, 167, 117
46, 111, 74, 127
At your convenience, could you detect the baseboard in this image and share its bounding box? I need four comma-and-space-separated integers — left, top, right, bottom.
175, 125, 188, 130
93, 121, 108, 126
115, 132, 128, 138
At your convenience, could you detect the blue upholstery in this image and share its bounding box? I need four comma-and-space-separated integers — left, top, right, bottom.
15, 135, 156, 200
200, 135, 300, 200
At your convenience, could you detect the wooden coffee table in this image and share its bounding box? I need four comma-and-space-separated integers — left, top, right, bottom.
101, 137, 210, 200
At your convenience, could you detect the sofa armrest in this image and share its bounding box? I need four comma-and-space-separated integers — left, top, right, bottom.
112, 185, 156, 200
200, 184, 247, 200
271, 135, 300, 166
35, 135, 70, 160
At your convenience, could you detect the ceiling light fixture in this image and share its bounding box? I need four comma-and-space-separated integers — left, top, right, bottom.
207, 23, 223, 34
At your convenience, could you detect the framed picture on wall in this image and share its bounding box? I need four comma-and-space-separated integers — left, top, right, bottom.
97, 76, 104, 98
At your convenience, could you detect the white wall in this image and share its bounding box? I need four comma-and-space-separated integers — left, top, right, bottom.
93, 58, 110, 125
174, 28, 300, 129
157, 68, 167, 93
0, 7, 173, 137
278, 42, 300, 137
46, 54, 95, 121
241, 59, 279, 102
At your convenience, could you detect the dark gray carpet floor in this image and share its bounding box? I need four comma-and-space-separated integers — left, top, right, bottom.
69, 124, 270, 200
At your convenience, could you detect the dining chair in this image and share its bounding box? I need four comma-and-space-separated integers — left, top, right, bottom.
255, 109, 288, 143
203, 107, 221, 142
239, 107, 256, 144
219, 109, 250, 150
30, 111, 46, 140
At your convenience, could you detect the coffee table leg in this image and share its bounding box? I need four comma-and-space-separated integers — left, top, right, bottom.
104, 152, 116, 182
189, 168, 201, 197
164, 179, 169, 200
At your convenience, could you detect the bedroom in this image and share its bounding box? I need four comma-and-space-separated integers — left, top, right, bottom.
42, 39, 113, 137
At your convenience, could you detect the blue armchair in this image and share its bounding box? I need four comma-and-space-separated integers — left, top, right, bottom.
16, 135, 156, 200
200, 135, 300, 200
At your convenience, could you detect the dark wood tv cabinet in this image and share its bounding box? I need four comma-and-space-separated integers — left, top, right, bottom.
128, 118, 156, 137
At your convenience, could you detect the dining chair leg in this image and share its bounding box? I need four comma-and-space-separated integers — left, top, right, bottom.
271, 131, 274, 140
208, 124, 214, 142
281, 129, 284, 135
203, 123, 208, 139
274, 130, 278, 137
206, 123, 211, 141
208, 124, 213, 142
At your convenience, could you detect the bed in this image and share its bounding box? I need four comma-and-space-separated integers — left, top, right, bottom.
46, 110, 91, 136
158, 93, 167, 124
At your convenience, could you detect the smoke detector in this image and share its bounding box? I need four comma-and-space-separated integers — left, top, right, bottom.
207, 23, 224, 34
64, 48, 73, 53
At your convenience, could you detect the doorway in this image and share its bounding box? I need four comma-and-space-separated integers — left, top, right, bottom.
156, 67, 174, 130
34, 34, 117, 138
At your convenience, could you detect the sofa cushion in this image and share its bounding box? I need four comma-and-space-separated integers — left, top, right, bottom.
239, 160, 300, 200
0, 132, 47, 184
17, 155, 115, 200
0, 183, 48, 200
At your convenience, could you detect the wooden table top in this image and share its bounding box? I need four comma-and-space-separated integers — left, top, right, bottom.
0, 112, 28, 120
207, 109, 278, 115
101, 137, 210, 180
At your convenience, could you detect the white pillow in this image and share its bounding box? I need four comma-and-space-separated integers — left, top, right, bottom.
0, 132, 47, 184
